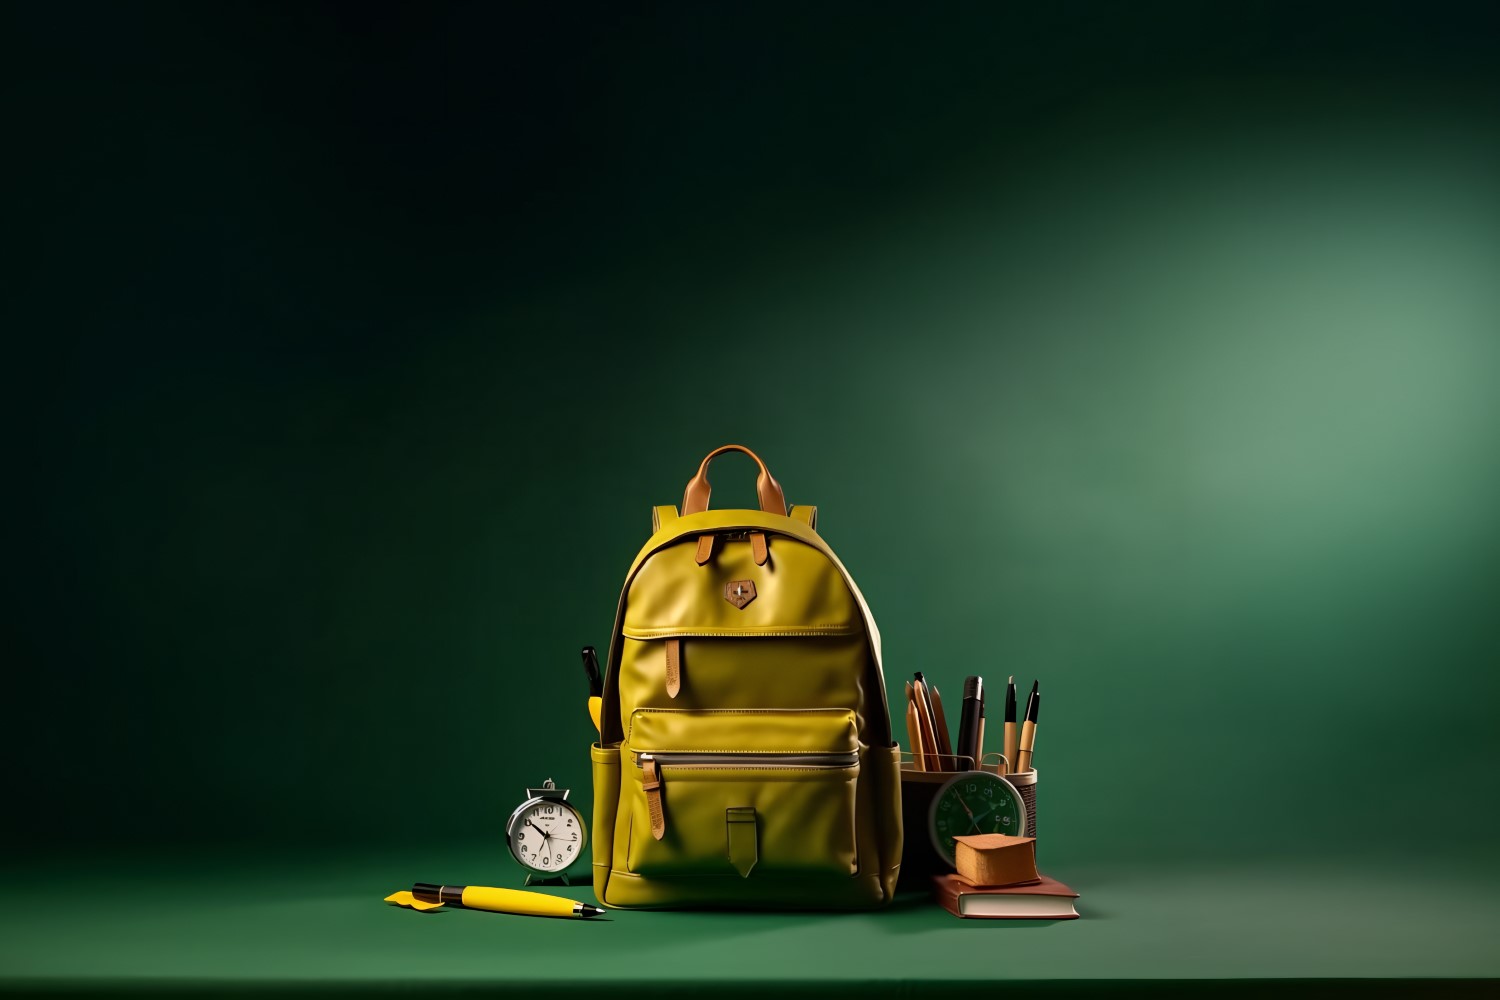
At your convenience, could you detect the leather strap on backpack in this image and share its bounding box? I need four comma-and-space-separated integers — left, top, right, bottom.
681, 445, 787, 517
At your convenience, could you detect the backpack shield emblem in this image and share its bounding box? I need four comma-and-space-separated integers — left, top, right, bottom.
724, 579, 756, 609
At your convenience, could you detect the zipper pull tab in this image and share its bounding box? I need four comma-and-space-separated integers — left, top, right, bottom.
642, 757, 667, 840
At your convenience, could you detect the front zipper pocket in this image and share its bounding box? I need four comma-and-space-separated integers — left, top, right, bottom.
640, 751, 860, 768
624, 708, 862, 879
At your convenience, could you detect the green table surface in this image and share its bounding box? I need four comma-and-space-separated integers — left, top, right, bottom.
3, 846, 1497, 997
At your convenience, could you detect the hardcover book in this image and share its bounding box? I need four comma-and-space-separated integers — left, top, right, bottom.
932, 873, 1080, 920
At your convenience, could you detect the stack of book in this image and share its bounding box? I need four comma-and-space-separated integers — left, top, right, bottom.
932, 833, 1079, 920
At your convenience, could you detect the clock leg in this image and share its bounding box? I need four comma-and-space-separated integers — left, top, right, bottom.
524, 872, 572, 887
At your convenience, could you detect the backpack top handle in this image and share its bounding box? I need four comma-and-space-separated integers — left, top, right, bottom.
681, 444, 788, 517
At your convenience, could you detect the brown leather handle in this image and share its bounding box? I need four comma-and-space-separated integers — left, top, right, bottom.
681, 445, 787, 517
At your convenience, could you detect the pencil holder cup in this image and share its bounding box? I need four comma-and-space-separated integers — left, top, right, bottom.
895, 752, 1039, 890
896, 756, 949, 889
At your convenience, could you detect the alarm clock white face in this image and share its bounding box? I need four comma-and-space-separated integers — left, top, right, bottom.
510, 800, 583, 872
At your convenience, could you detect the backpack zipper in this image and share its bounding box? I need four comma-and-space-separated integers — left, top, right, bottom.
694, 529, 769, 566
635, 750, 858, 840
636, 751, 859, 768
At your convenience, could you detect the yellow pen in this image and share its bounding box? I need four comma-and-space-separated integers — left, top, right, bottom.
412, 883, 605, 918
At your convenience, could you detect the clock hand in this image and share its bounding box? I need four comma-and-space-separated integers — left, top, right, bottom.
971, 805, 1004, 830
957, 798, 980, 833
526, 820, 551, 842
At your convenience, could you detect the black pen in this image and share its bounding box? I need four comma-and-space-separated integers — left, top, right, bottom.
976, 675, 987, 760
1002, 676, 1018, 775
955, 676, 984, 769
581, 646, 603, 697
1017, 680, 1040, 773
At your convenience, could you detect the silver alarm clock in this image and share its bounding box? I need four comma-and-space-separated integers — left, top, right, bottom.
505, 779, 588, 885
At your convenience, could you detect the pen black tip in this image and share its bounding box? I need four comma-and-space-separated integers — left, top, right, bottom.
579, 903, 606, 918
1029, 680, 1038, 694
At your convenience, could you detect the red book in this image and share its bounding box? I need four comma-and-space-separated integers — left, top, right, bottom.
932, 872, 1080, 920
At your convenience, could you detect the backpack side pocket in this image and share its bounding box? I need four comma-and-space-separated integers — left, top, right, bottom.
872, 741, 904, 902
590, 742, 621, 905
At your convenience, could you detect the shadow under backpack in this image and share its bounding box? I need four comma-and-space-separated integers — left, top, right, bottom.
590, 444, 903, 909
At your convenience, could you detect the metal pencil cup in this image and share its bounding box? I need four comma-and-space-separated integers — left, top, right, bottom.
896, 752, 1039, 889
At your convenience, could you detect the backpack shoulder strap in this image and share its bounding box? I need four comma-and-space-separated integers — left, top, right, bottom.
788, 505, 817, 530
651, 505, 679, 532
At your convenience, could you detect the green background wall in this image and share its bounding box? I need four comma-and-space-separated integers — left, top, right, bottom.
9, 3, 1499, 873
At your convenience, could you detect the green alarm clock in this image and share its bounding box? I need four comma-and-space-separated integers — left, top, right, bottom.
928, 770, 1027, 866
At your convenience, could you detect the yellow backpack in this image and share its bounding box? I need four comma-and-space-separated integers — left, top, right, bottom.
591, 445, 903, 908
